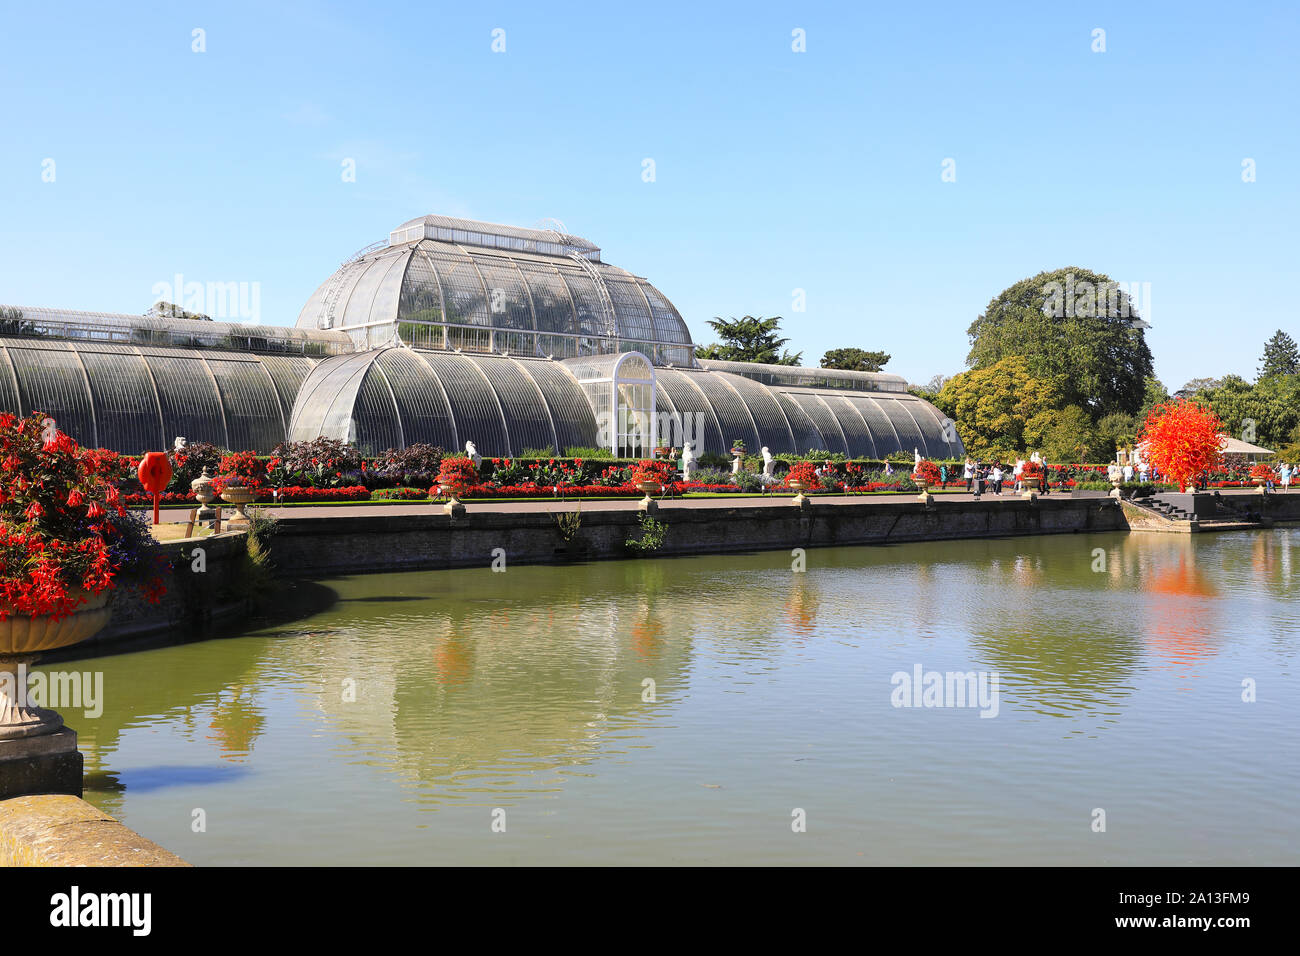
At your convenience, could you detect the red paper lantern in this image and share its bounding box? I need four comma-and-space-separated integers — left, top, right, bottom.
137, 452, 172, 524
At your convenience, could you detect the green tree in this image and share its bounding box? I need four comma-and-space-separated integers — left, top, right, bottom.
935, 356, 1065, 457
1258, 330, 1300, 379
1201, 373, 1300, 447
0, 306, 37, 336
1175, 377, 1220, 399
1095, 411, 1138, 458
1025, 405, 1107, 463
694, 315, 802, 365
966, 267, 1154, 418
821, 347, 890, 372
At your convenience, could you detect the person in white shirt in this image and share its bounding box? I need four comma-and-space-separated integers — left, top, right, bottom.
1138, 460, 1149, 482
1013, 458, 1024, 491
1123, 462, 1134, 483
990, 464, 1004, 495
963, 458, 974, 492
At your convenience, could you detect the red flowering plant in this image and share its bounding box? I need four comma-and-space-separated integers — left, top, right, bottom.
629, 459, 672, 488
784, 461, 820, 488
913, 459, 941, 489
433, 456, 481, 495
0, 412, 164, 621
1137, 399, 1226, 492
1249, 463, 1275, 481
212, 451, 266, 495
166, 441, 225, 492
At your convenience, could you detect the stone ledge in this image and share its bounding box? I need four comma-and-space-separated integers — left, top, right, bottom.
0, 795, 189, 867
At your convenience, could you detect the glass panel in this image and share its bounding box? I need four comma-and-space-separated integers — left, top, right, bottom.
784, 394, 848, 455
416, 352, 507, 455
80, 347, 162, 453
376, 349, 457, 451
7, 344, 97, 448
817, 394, 877, 458
466, 355, 555, 455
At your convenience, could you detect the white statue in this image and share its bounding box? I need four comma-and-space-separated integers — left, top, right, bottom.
465, 441, 481, 467
173, 436, 187, 452
913, 448, 921, 473
760, 446, 779, 487
681, 440, 696, 482
1030, 451, 1041, 465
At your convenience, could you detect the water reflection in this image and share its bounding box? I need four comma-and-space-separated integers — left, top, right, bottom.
61, 530, 1300, 864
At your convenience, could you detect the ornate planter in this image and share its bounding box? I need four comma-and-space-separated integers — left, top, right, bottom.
787, 479, 811, 507
636, 480, 663, 513
192, 466, 217, 520
730, 447, 746, 458
1022, 475, 1042, 499
220, 486, 256, 525
0, 590, 112, 739
439, 483, 466, 517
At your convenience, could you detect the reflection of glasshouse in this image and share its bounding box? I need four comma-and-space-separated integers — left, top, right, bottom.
0, 214, 962, 458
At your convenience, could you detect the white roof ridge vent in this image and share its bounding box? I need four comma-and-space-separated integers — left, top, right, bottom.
387, 214, 601, 261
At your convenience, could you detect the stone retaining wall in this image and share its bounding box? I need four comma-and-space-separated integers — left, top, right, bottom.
268, 496, 1130, 575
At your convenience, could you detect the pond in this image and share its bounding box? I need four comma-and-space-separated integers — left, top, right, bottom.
66, 529, 1300, 865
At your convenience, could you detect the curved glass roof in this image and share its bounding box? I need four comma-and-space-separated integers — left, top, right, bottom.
0, 337, 317, 453
1, 305, 352, 357
296, 216, 696, 367
287, 348, 599, 456
290, 347, 962, 460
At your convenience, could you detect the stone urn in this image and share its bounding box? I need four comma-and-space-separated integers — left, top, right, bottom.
636, 480, 663, 514
192, 465, 217, 521
220, 484, 256, 526
1022, 475, 1042, 500
787, 479, 810, 508
0, 590, 111, 740
438, 483, 465, 517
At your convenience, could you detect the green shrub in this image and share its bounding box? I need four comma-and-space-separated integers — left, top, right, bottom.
520, 446, 556, 458
625, 513, 667, 553
563, 446, 613, 460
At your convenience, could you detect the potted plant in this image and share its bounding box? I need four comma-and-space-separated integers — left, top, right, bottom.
0, 412, 164, 737
213, 451, 264, 526
1020, 461, 1044, 497
784, 460, 819, 505
914, 459, 941, 504
1250, 463, 1274, 491
730, 439, 747, 458
433, 456, 480, 516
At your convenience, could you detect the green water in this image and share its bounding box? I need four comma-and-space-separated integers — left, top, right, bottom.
62, 529, 1299, 865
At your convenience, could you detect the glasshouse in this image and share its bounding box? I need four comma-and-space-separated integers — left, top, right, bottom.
0, 214, 961, 458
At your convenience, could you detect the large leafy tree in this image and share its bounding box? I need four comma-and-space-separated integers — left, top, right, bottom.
966, 267, 1154, 418
1200, 373, 1300, 447
694, 315, 802, 365
821, 347, 890, 372
1258, 330, 1300, 379
935, 356, 1065, 457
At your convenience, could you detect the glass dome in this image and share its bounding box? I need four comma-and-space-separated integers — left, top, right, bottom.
296, 216, 696, 366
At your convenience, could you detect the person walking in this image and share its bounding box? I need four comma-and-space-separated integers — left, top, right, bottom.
1122, 461, 1134, 484
972, 462, 985, 498
1039, 459, 1050, 496
1013, 457, 1024, 492
1281, 462, 1293, 492
963, 457, 974, 492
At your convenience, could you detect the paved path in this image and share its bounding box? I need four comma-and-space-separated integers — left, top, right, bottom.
156, 487, 1285, 521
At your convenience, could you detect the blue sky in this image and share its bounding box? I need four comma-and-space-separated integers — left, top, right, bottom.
1, 0, 1295, 391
